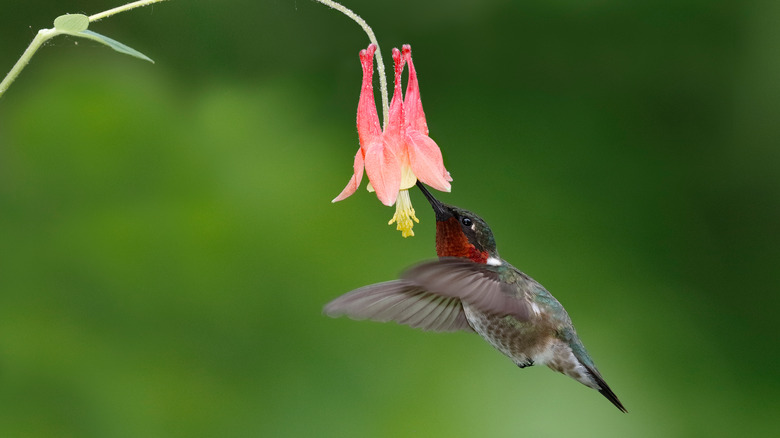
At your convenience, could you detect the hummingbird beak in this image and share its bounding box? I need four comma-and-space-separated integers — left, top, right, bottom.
416, 181, 451, 221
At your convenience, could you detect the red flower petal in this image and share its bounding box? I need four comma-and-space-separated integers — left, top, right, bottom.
384, 48, 406, 141
332, 148, 365, 203
382, 47, 407, 160
402, 45, 429, 135
364, 140, 402, 206
406, 129, 451, 192
357, 45, 381, 149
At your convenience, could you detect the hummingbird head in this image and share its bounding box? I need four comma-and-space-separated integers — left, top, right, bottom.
416, 182, 499, 264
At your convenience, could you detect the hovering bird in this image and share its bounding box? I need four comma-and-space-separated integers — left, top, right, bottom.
325, 182, 626, 412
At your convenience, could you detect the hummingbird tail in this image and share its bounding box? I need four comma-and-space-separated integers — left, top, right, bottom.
598, 383, 627, 413
583, 363, 627, 413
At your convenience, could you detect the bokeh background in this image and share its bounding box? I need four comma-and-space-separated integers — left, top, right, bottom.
1, 0, 778, 436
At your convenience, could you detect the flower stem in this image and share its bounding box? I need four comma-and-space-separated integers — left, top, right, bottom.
312, 0, 389, 128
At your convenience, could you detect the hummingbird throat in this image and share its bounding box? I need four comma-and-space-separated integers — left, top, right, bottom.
435, 218, 488, 263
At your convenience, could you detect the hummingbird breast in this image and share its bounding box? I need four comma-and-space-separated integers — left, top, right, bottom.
462, 303, 551, 368
462, 303, 598, 389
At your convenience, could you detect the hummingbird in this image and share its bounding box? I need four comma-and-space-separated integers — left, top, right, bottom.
324, 181, 626, 413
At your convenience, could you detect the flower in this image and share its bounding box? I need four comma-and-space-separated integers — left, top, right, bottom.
332, 44, 452, 237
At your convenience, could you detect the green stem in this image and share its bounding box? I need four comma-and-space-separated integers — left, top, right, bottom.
0, 0, 169, 99
0, 29, 57, 98
89, 0, 169, 23
313, 0, 389, 128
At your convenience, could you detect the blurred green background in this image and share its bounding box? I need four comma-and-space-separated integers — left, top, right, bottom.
1, 0, 778, 436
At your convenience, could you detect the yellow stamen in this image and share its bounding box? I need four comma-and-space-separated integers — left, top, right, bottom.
388, 189, 420, 238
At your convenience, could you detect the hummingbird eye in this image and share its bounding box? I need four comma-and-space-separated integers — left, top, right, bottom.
460, 217, 473, 227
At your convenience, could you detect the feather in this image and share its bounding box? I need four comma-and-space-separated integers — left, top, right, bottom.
401, 258, 531, 321
324, 280, 473, 332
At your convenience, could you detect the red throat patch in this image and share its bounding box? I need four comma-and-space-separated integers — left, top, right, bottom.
435, 218, 488, 264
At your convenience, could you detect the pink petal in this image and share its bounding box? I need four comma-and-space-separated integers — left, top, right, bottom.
384, 48, 406, 144
406, 129, 451, 192
332, 148, 365, 203
382, 47, 407, 161
365, 140, 402, 206
402, 45, 429, 135
357, 45, 382, 149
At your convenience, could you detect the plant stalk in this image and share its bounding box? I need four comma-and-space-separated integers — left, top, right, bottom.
312, 0, 389, 128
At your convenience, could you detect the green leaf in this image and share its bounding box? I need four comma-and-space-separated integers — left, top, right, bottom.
74, 30, 154, 63
53, 14, 89, 32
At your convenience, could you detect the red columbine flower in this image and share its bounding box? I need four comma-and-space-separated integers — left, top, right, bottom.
332, 44, 452, 237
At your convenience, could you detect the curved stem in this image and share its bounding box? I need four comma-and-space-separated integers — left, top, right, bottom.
0, 29, 57, 98
312, 0, 389, 128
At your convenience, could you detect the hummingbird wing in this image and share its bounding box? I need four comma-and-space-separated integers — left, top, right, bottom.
324, 258, 533, 332
323, 280, 474, 332
401, 258, 533, 322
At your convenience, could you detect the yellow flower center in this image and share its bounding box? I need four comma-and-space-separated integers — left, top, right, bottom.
388, 189, 420, 238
